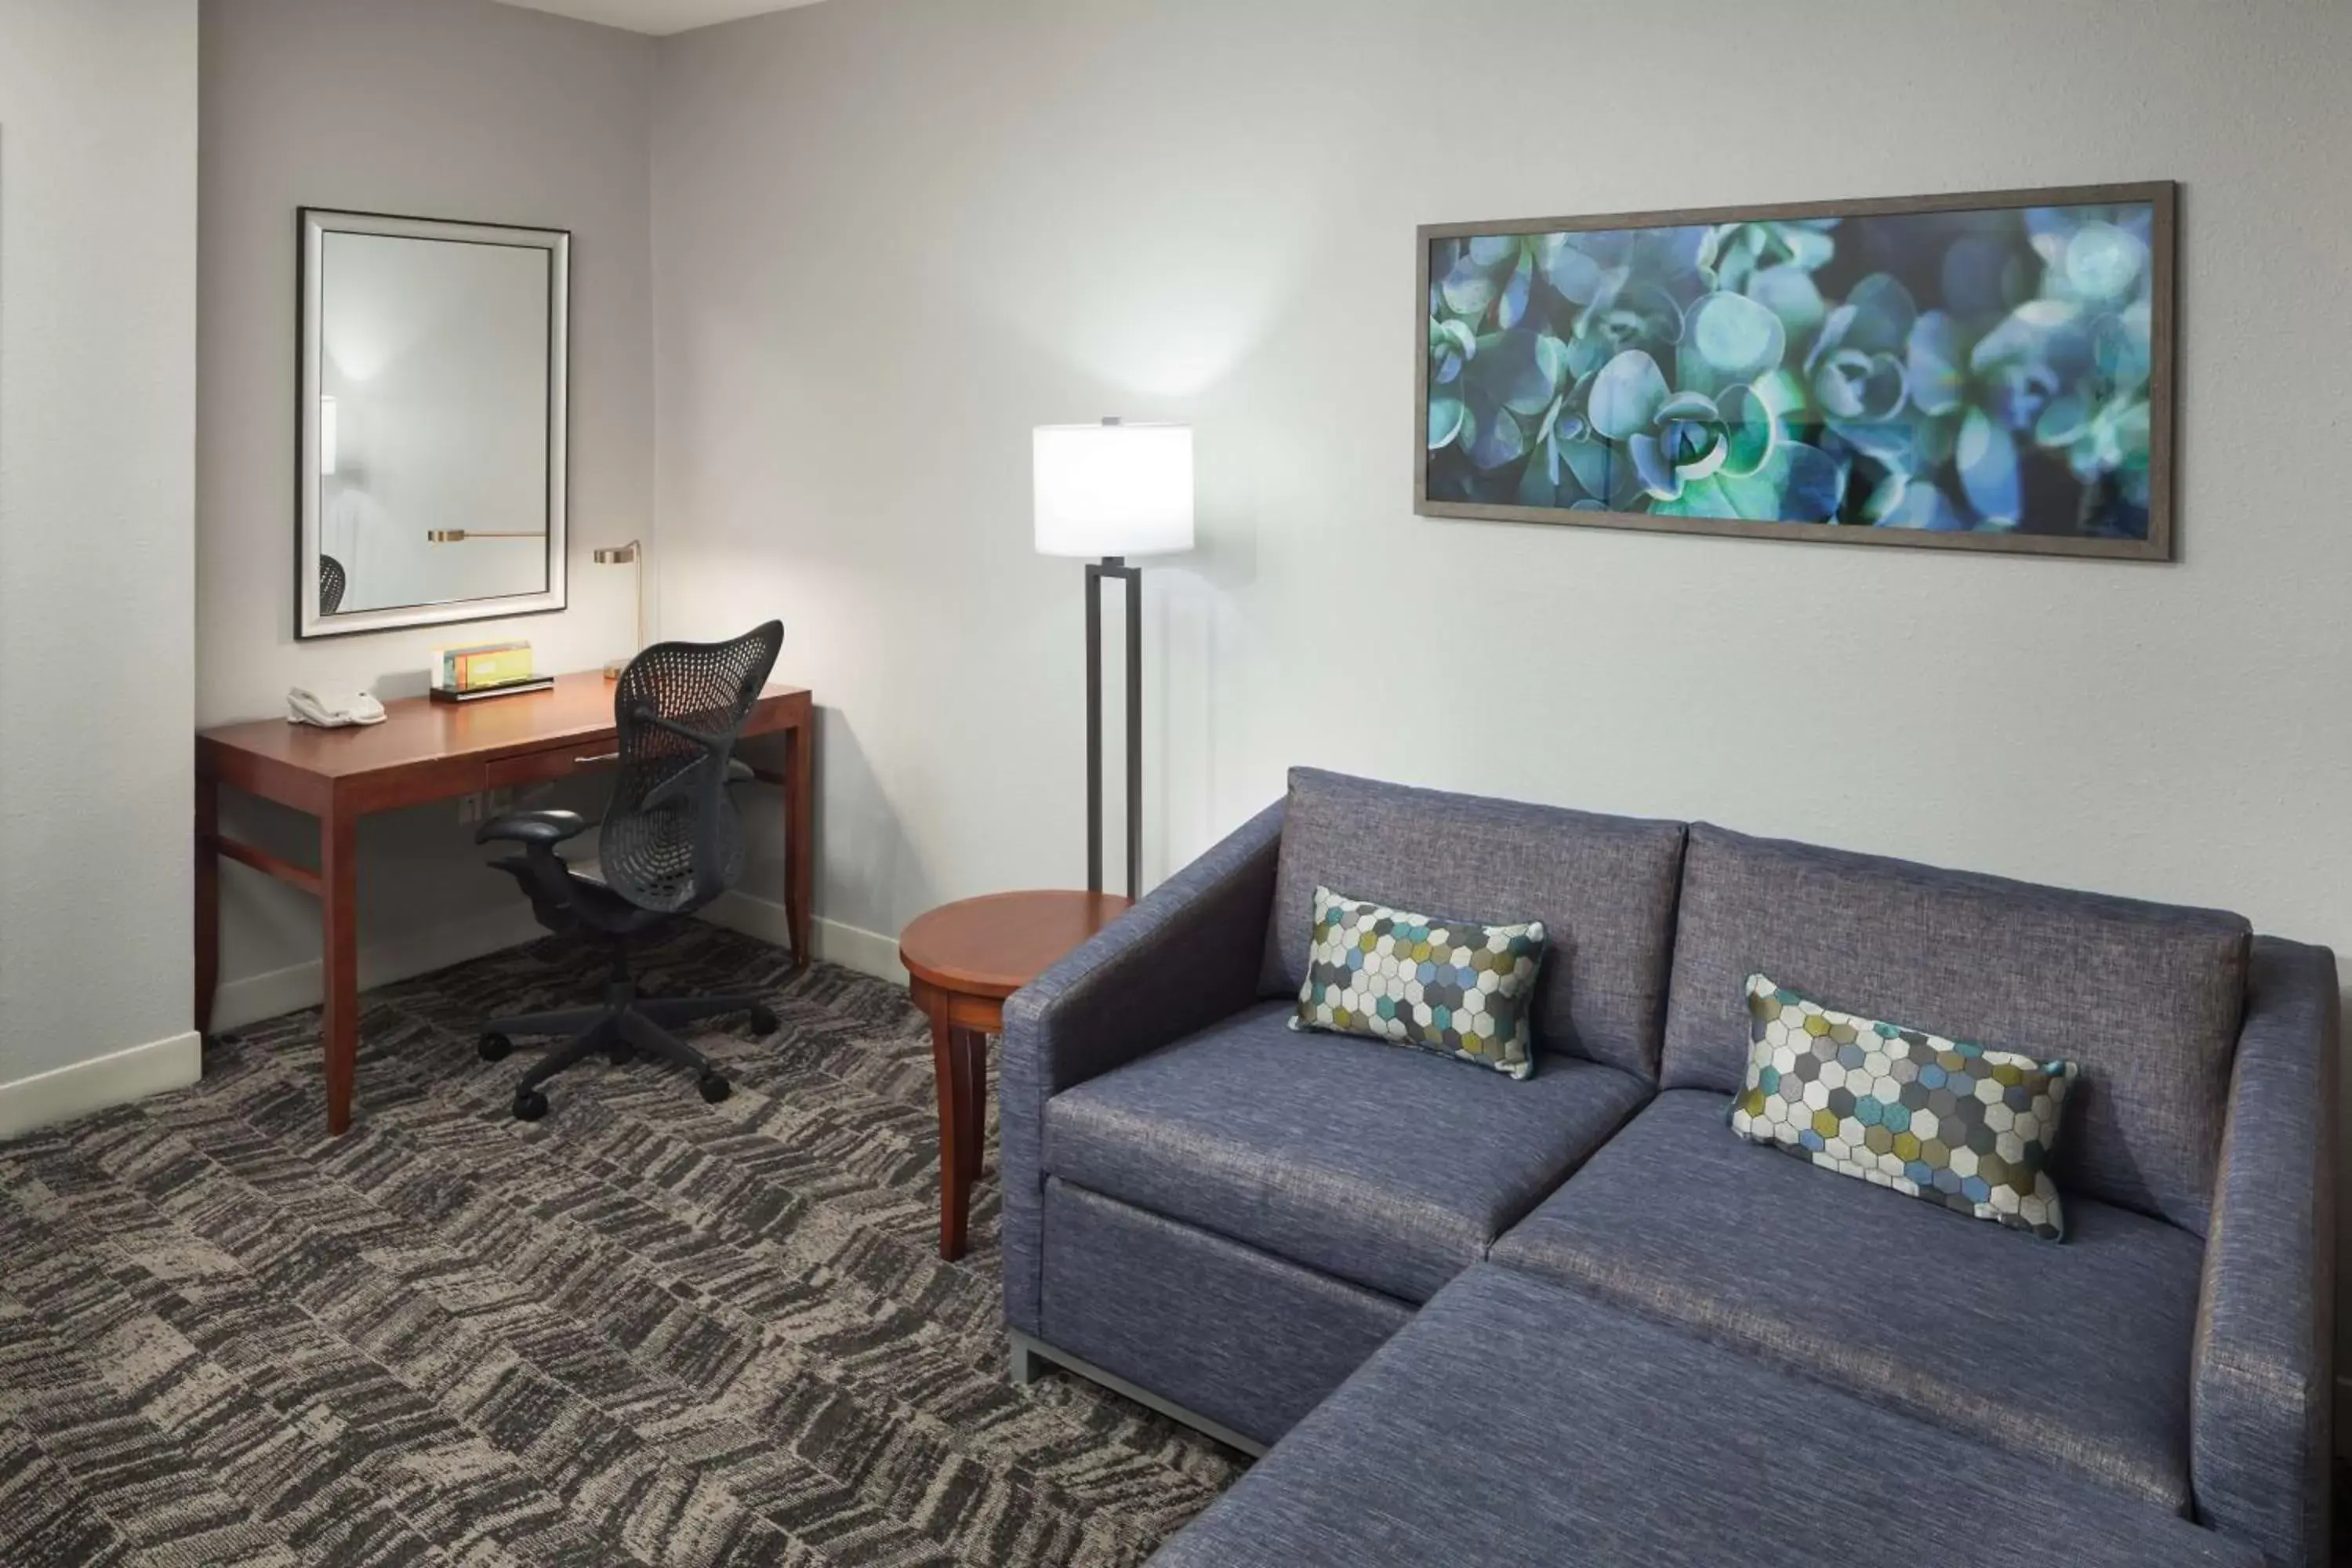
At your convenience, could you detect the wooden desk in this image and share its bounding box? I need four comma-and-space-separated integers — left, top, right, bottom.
195, 670, 814, 1134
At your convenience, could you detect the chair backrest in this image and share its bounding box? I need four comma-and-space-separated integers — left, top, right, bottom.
319, 554, 347, 615
600, 620, 783, 916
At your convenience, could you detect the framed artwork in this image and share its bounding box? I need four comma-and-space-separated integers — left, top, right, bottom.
1417, 182, 2174, 560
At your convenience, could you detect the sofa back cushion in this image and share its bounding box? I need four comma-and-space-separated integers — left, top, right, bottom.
1260, 768, 1687, 1080
1661, 823, 2251, 1233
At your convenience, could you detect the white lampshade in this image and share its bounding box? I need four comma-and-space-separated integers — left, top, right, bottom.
1033, 421, 1194, 558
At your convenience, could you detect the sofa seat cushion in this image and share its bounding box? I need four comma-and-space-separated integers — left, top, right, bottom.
1155, 1264, 2254, 1568
1489, 1091, 2205, 1511
1044, 1000, 1650, 1303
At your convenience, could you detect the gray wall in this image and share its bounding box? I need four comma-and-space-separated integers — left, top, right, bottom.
198, 0, 655, 1024
648, 0, 2352, 1422
652, 0, 2352, 965
0, 1, 200, 1105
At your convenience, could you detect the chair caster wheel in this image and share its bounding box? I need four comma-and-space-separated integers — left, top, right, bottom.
699, 1073, 731, 1105
748, 1006, 779, 1036
513, 1089, 550, 1122
605, 1043, 633, 1066
478, 1033, 514, 1063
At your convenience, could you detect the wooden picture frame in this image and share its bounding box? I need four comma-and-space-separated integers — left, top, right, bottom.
1415, 181, 2175, 561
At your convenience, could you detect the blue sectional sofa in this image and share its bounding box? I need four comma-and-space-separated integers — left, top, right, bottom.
999, 768, 2338, 1567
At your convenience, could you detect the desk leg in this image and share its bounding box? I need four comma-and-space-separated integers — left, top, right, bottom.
321, 807, 360, 1134
927, 1005, 971, 1261
194, 772, 220, 1040
784, 715, 813, 971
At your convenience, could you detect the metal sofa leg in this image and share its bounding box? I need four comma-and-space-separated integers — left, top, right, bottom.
1003, 1328, 1268, 1457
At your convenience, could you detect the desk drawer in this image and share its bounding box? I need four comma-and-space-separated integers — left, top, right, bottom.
485, 743, 619, 790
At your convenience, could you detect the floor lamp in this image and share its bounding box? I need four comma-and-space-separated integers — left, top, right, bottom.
1033, 419, 1194, 899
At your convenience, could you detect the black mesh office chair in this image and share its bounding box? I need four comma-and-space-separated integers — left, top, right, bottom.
473, 620, 786, 1121
320, 554, 347, 615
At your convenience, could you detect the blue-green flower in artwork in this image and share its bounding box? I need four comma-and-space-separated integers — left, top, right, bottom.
1541, 225, 1711, 380
1706, 216, 1840, 338
1549, 288, 1841, 523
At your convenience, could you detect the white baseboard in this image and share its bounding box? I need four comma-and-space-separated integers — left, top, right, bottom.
0, 1029, 203, 1140
211, 903, 548, 1032
701, 891, 906, 986
210, 893, 902, 1037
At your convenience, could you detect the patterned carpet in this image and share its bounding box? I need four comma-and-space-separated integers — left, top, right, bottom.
0, 925, 1242, 1566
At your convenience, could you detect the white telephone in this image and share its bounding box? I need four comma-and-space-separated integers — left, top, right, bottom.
287, 681, 387, 728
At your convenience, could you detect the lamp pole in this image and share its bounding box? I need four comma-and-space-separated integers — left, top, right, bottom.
1083, 555, 1144, 898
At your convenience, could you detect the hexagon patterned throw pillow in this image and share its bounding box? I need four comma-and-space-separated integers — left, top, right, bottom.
1290, 886, 1546, 1079
1730, 974, 2079, 1240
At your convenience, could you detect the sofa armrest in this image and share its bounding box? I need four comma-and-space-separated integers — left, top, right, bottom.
999, 799, 1284, 1335
2191, 935, 2339, 1568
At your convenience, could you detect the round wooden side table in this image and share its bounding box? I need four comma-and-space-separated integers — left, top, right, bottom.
899, 889, 1131, 1260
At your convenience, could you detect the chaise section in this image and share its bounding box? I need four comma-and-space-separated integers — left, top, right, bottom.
1036, 1180, 1413, 1450
2190, 936, 2339, 1568
1661, 822, 2251, 1233
1152, 1264, 2255, 1568
1045, 1001, 1650, 1302
1490, 1089, 2205, 1511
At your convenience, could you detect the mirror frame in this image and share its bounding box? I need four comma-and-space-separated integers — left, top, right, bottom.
296, 207, 571, 640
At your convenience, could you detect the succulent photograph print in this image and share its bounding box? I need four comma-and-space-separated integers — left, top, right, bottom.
1421, 187, 2169, 554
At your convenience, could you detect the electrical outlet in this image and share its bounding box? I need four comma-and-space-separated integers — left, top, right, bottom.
456, 792, 484, 825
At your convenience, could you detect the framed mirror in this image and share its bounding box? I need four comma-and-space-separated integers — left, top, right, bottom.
296, 208, 569, 638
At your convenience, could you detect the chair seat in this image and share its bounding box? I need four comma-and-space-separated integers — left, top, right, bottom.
490, 850, 670, 937
1154, 1264, 2253, 1568
1488, 1090, 2205, 1511
1044, 1001, 1650, 1303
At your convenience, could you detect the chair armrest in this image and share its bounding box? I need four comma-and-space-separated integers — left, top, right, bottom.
476, 808, 591, 848
999, 799, 1284, 1335
2192, 935, 2338, 1568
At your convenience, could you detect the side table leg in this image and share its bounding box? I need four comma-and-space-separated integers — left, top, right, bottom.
928, 1005, 971, 1260
958, 1029, 986, 1182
